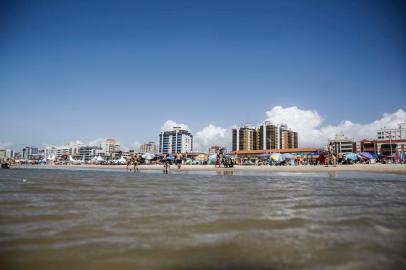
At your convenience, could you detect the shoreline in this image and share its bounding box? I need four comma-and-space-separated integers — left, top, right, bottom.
10, 163, 406, 175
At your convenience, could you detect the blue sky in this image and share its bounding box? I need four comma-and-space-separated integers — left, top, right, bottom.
1, 0, 405, 150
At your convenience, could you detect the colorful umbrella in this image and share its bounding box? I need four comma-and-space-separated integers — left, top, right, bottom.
345, 153, 358, 161
359, 152, 373, 159
271, 153, 284, 162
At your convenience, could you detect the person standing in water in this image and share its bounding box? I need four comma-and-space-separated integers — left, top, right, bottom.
133, 154, 140, 172
162, 154, 170, 174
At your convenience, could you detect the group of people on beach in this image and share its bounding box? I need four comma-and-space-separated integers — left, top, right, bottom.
126, 154, 142, 172
126, 152, 185, 174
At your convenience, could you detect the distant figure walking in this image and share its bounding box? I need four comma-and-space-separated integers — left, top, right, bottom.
126, 156, 134, 172
162, 154, 170, 174
327, 142, 335, 167
133, 154, 140, 172
175, 152, 183, 169
215, 151, 221, 168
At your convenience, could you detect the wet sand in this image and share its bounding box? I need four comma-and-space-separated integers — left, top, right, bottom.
14, 163, 406, 174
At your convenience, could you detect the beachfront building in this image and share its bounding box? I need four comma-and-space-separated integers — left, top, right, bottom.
233, 122, 298, 151
45, 145, 73, 159
22, 146, 39, 160
360, 139, 406, 157
139, 142, 158, 153
159, 126, 193, 154
377, 123, 406, 140
104, 138, 120, 154
279, 124, 299, 149
0, 150, 7, 162
0, 149, 14, 161
75, 146, 103, 161
232, 124, 257, 151
328, 135, 356, 154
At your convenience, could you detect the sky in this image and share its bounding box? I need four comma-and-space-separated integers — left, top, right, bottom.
1, 0, 405, 151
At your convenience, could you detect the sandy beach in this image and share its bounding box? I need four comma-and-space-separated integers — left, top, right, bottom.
13, 163, 406, 174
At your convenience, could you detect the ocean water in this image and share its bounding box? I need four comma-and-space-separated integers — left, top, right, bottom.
1, 168, 406, 270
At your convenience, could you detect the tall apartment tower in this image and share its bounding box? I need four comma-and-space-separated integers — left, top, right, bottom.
159, 126, 193, 154
232, 124, 257, 151
232, 122, 298, 151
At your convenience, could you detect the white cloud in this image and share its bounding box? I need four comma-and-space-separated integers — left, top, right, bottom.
194, 124, 230, 151
264, 106, 406, 147
161, 120, 189, 131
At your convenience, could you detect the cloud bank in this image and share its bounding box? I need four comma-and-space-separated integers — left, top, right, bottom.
264, 106, 406, 147
194, 124, 230, 151
189, 106, 406, 150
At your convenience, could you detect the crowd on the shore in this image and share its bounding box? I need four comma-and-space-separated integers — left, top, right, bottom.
2, 143, 406, 169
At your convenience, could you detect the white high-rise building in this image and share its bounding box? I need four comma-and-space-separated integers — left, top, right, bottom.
159, 126, 193, 154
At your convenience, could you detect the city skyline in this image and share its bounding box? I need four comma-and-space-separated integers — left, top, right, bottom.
1, 0, 405, 151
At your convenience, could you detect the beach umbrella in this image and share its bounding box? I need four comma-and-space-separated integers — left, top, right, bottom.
142, 153, 155, 160
271, 153, 284, 162
208, 154, 217, 164
282, 153, 294, 159
345, 153, 358, 161
359, 152, 373, 159
185, 158, 193, 165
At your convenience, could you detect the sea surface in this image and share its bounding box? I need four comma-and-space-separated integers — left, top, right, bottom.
1, 168, 406, 270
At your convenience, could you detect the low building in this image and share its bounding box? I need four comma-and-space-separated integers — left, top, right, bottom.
328, 135, 356, 154
360, 139, 406, 157
73, 146, 103, 161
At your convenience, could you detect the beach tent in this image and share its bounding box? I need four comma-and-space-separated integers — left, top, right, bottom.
118, 157, 127, 164
142, 153, 155, 160
185, 158, 193, 165
166, 155, 175, 161
46, 154, 56, 161
96, 156, 105, 162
